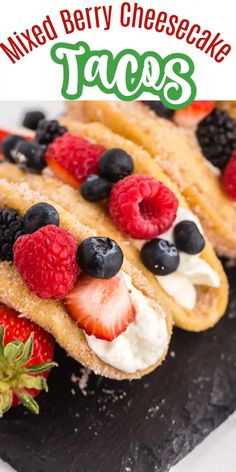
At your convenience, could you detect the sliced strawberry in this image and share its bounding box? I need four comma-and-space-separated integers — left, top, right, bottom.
174, 101, 215, 128
45, 133, 106, 188
46, 158, 81, 189
0, 128, 11, 145
65, 273, 135, 341
0, 129, 11, 159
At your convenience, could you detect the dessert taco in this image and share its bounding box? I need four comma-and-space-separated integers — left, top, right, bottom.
145, 100, 236, 215
0, 118, 228, 333
0, 177, 172, 383
66, 101, 236, 258
217, 101, 236, 120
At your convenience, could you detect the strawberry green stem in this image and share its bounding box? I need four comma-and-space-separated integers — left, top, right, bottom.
0, 325, 57, 417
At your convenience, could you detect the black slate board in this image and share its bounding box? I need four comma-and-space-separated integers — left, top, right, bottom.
1, 261, 236, 472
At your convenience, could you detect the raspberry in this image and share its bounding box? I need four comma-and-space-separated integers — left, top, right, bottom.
223, 150, 236, 200
14, 225, 79, 299
45, 133, 106, 187
109, 174, 178, 239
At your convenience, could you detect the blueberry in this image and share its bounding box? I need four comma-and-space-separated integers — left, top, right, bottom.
13, 141, 46, 173
2, 135, 26, 162
23, 203, 59, 234
98, 148, 134, 183
141, 238, 180, 275
22, 111, 46, 131
80, 175, 113, 202
174, 220, 205, 255
77, 237, 124, 279
145, 101, 174, 119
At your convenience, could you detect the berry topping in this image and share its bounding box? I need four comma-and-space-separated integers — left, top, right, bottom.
196, 109, 236, 170
13, 141, 46, 173
35, 119, 67, 146
14, 225, 79, 299
45, 133, 106, 188
2, 134, 26, 163
109, 175, 178, 239
98, 148, 134, 183
145, 101, 174, 119
22, 110, 46, 131
223, 150, 236, 200
0, 129, 12, 151
174, 101, 215, 128
80, 174, 113, 202
65, 273, 135, 341
77, 237, 123, 279
0, 304, 56, 416
0, 208, 24, 261
141, 238, 180, 276
174, 220, 205, 255
23, 203, 60, 234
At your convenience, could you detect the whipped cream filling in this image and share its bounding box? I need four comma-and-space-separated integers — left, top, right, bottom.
204, 160, 221, 177
157, 208, 220, 310
86, 272, 168, 374
133, 207, 220, 310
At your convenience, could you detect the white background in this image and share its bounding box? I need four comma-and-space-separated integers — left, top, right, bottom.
0, 0, 235, 100
0, 100, 236, 472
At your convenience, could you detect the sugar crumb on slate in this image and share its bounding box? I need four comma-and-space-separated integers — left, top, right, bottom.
146, 405, 160, 420
225, 258, 236, 268
71, 367, 91, 396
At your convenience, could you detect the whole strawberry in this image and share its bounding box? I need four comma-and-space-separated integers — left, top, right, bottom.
45, 132, 106, 188
0, 304, 56, 416
14, 225, 79, 299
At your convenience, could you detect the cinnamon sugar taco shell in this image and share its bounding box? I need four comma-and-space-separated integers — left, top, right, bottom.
66, 101, 236, 259
0, 121, 228, 333
217, 101, 236, 119
0, 177, 172, 380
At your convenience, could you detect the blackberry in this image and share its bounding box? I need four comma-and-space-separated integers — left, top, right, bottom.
0, 208, 24, 261
196, 109, 236, 170
35, 120, 68, 146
